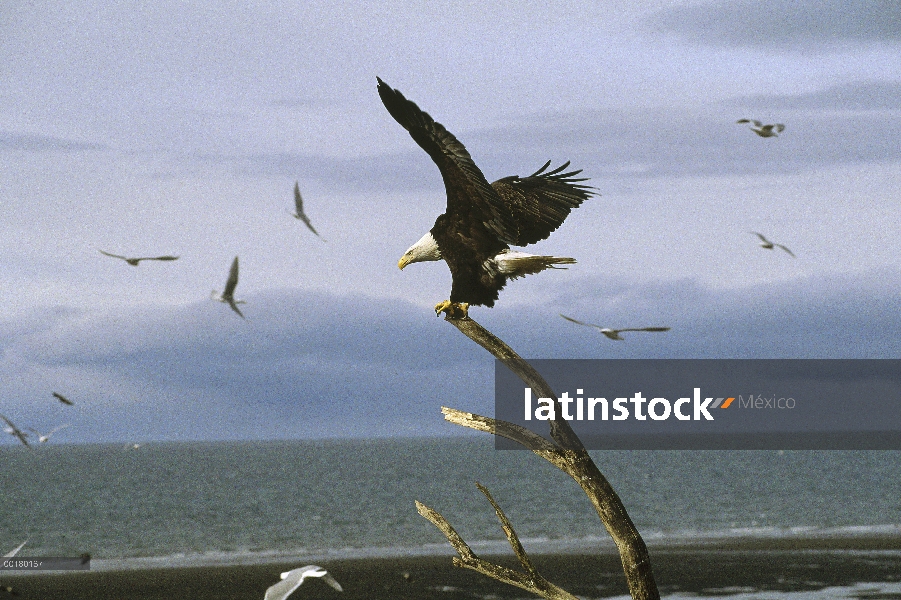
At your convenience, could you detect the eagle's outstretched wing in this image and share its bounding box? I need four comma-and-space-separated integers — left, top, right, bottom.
376, 78, 520, 244
491, 161, 594, 245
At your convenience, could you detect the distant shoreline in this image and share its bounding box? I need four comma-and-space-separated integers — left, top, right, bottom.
6, 530, 901, 575
5, 539, 901, 600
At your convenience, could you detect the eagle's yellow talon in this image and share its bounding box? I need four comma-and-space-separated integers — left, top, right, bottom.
434, 301, 470, 320
434, 300, 451, 317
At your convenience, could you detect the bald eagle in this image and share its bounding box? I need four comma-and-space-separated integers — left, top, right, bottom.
378, 78, 595, 318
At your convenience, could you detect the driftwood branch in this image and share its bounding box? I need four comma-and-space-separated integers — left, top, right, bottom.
416, 484, 580, 600
422, 315, 660, 600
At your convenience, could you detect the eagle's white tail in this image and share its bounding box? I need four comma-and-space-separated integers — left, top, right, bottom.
494, 250, 576, 279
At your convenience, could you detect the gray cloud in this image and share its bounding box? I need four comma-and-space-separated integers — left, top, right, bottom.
1, 268, 898, 443
0, 131, 108, 153
496, 267, 901, 360
1, 291, 490, 441
647, 0, 901, 48
183, 80, 901, 192
163, 118, 900, 200
731, 80, 901, 111
15, 290, 480, 384
187, 150, 444, 194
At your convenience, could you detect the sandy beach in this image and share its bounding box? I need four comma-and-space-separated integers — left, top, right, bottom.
5, 537, 901, 600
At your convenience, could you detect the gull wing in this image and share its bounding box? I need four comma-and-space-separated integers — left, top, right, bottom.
98, 249, 128, 261
560, 314, 602, 329
140, 255, 179, 262
775, 244, 795, 257
320, 572, 343, 592
264, 575, 306, 600
223, 256, 240, 298
265, 566, 341, 600
293, 182, 321, 237
294, 181, 304, 215
4, 539, 27, 558
52, 392, 74, 405
227, 299, 245, 319
616, 327, 671, 333
751, 232, 771, 244
0, 413, 30, 447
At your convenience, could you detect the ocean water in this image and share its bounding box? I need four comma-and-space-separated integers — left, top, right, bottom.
1, 438, 900, 569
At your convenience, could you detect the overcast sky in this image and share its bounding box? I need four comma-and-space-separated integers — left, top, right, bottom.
1, 0, 899, 443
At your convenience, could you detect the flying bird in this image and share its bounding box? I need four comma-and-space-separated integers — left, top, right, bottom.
379, 78, 594, 319
212, 256, 246, 318
290, 182, 322, 238
264, 565, 343, 600
560, 314, 671, 341
26, 424, 70, 443
99, 249, 179, 266
52, 392, 74, 406
736, 119, 785, 138
3, 540, 27, 558
751, 232, 795, 257
0, 414, 30, 447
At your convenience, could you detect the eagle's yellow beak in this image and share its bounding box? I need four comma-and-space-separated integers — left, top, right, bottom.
398, 254, 412, 270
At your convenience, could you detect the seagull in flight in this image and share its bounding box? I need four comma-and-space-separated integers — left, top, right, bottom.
1, 414, 30, 447
290, 181, 322, 238
751, 232, 795, 257
26, 424, 70, 443
736, 119, 785, 138
212, 256, 246, 318
3, 539, 27, 558
52, 392, 75, 406
99, 249, 180, 266
264, 565, 343, 600
560, 314, 671, 341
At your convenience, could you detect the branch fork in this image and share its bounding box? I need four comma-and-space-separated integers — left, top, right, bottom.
417, 315, 660, 600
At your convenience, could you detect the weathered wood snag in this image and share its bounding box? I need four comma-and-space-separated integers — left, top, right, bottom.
416, 315, 660, 600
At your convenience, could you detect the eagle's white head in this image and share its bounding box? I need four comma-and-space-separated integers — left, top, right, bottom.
398, 231, 442, 269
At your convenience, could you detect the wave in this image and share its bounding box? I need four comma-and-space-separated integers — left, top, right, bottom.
80, 524, 901, 572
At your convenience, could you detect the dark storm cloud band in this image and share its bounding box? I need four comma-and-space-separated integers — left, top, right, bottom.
495, 359, 901, 449
647, 0, 901, 47
0, 131, 108, 153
